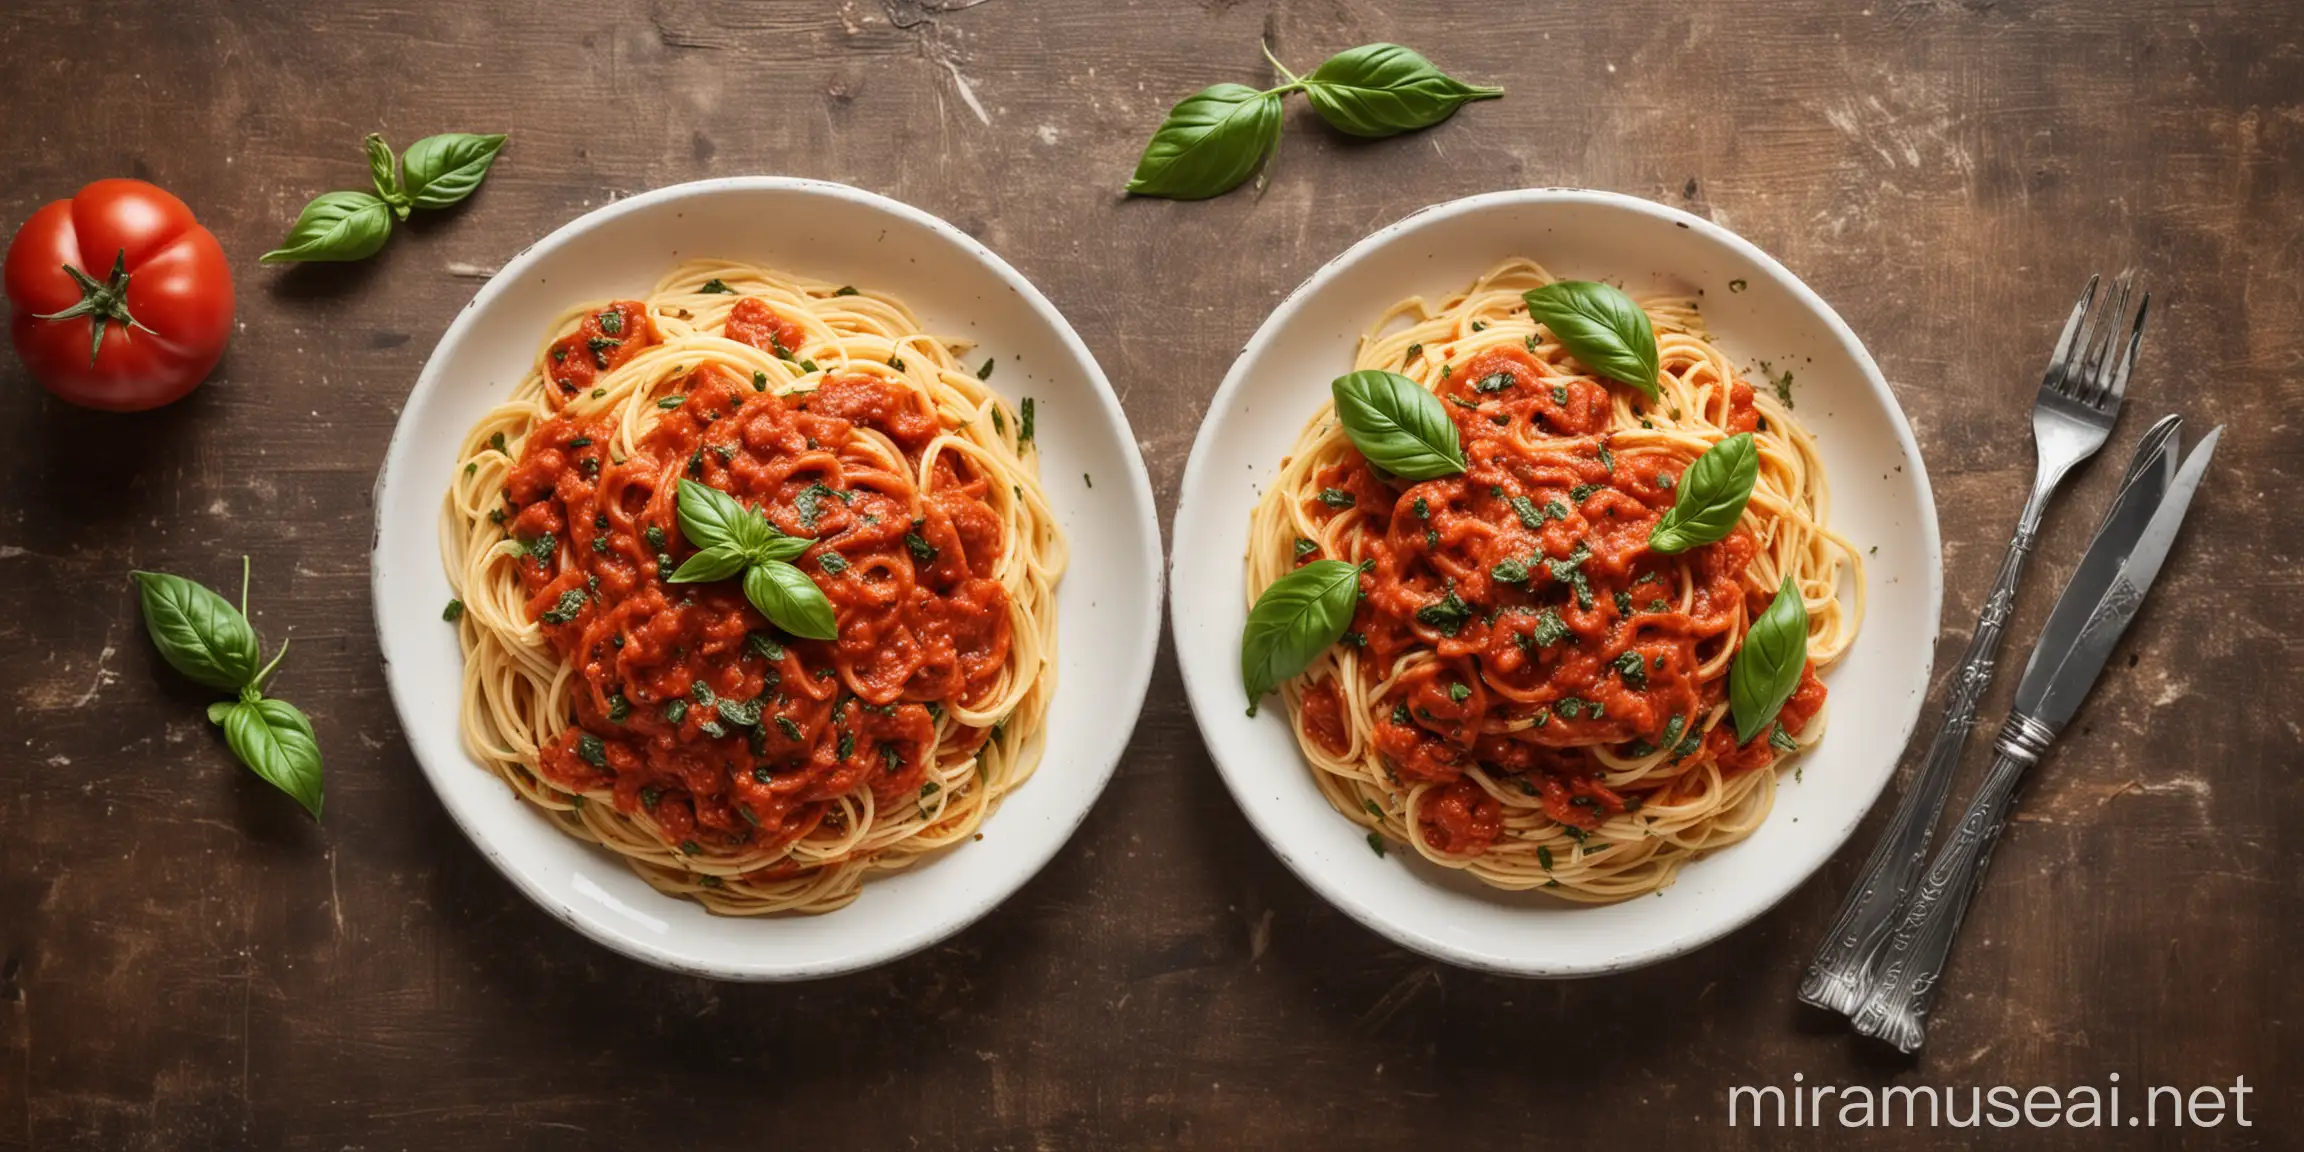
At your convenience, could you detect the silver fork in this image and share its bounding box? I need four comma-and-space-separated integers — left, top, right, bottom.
1798, 276, 2145, 1013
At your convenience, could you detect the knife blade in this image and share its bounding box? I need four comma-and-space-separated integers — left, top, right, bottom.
2016, 415, 2182, 688
2015, 426, 2221, 731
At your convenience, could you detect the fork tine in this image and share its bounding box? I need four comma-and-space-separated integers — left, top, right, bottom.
2076, 278, 2130, 405
2044, 274, 2100, 391
2101, 290, 2149, 411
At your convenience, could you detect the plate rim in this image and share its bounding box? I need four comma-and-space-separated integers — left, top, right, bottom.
370, 175, 1164, 980
1168, 186, 1945, 977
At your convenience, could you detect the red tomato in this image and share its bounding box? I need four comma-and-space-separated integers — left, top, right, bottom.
4, 179, 233, 411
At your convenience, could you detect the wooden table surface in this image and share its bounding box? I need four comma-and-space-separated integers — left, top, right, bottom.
3, 2, 2299, 1148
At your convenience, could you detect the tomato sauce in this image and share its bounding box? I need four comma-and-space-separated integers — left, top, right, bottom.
497, 300, 1010, 865
1301, 346, 1818, 854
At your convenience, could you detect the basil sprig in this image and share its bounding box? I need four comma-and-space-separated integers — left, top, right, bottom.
132, 560, 324, 819
1240, 559, 1362, 715
1331, 370, 1466, 479
1649, 433, 1757, 554
262, 191, 394, 264
1303, 44, 1504, 137
264, 131, 506, 263
1125, 83, 1284, 200
1730, 576, 1810, 744
669, 479, 836, 640
1126, 42, 1501, 201
1522, 281, 1661, 399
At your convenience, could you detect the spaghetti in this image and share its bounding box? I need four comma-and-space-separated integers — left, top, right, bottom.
442, 258, 1064, 914
1249, 258, 1862, 902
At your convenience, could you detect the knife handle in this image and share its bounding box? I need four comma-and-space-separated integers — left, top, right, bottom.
1797, 504, 2044, 1014
1849, 714, 2055, 1053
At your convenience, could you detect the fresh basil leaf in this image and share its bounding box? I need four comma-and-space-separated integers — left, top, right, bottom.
1240, 559, 1362, 714
131, 570, 262, 690
1731, 576, 1809, 744
222, 697, 325, 820
668, 544, 748, 584
1303, 43, 1503, 138
364, 133, 411, 218
744, 561, 837, 641
260, 191, 393, 264
400, 132, 507, 210
675, 478, 751, 553
1523, 281, 1661, 399
1649, 433, 1757, 553
1125, 83, 1284, 200
1331, 370, 1466, 479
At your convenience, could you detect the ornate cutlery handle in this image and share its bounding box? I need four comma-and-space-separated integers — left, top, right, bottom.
1848, 714, 2052, 1053
1797, 491, 2047, 1013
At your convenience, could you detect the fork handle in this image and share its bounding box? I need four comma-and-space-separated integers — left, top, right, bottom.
1796, 484, 2049, 1013
1847, 714, 2053, 1052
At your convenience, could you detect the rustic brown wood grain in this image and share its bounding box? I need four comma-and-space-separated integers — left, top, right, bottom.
2, 0, 2299, 1148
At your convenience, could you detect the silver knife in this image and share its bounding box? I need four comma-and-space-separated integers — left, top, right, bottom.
2018, 414, 2181, 689
1850, 425, 2221, 1052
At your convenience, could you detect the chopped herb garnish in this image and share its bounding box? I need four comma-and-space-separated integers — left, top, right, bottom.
1447, 682, 1471, 703
1367, 832, 1387, 857
1474, 371, 1513, 393
717, 696, 763, 728
905, 529, 938, 564
539, 588, 586, 625
1414, 586, 1473, 636
1405, 342, 1423, 362
576, 733, 607, 767
1538, 845, 1555, 870
752, 370, 768, 392
775, 715, 803, 741
1391, 701, 1412, 725
657, 395, 686, 409
663, 699, 689, 725
1019, 397, 1036, 446
1492, 557, 1530, 584
700, 278, 735, 294
1318, 488, 1356, 509
819, 552, 849, 575
607, 692, 629, 723
1569, 482, 1603, 502
1770, 725, 1800, 753
834, 286, 859, 297
597, 310, 624, 336
1555, 697, 1587, 720
1294, 538, 1319, 559
794, 480, 848, 530
1517, 609, 1567, 650
586, 335, 621, 369
442, 598, 465, 622
977, 357, 995, 380
1613, 650, 1648, 689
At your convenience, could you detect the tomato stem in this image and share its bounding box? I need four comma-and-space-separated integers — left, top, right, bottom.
32, 249, 154, 363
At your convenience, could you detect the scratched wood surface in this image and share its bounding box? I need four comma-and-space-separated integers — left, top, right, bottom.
2, 1, 2299, 1148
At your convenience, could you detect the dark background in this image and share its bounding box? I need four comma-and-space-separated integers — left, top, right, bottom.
2, 1, 2299, 1148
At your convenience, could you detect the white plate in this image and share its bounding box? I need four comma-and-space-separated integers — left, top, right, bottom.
372, 178, 1161, 980
1171, 189, 1942, 977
